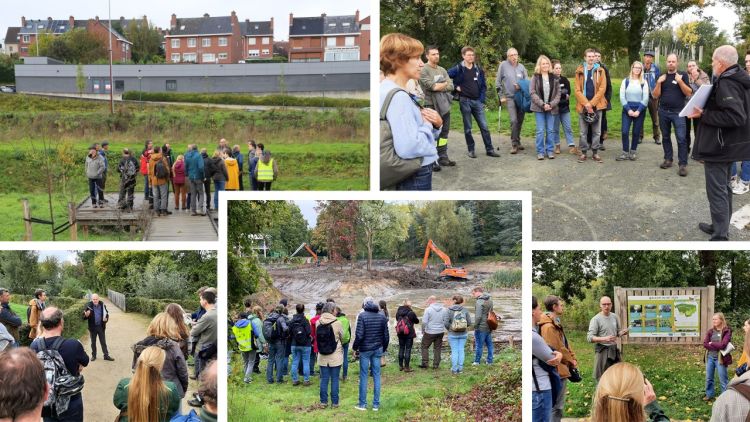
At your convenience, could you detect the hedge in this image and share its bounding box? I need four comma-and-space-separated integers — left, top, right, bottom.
125, 296, 199, 318
18, 299, 88, 347
122, 91, 369, 108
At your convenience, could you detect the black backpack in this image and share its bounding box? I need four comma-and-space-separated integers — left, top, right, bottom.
154, 159, 168, 179
316, 321, 337, 355
290, 319, 309, 345
263, 315, 287, 342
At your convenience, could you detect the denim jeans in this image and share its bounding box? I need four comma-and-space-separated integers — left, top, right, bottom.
534, 111, 555, 155
459, 98, 494, 153
396, 165, 432, 191
532, 389, 553, 422
342, 342, 349, 379
732, 161, 750, 183
291, 346, 311, 383
143, 175, 151, 201
241, 350, 257, 382
474, 330, 494, 364
213, 180, 226, 210
705, 354, 728, 398
266, 341, 285, 383
320, 365, 341, 405
621, 109, 646, 152
659, 109, 688, 165
552, 112, 574, 146
358, 347, 382, 408
448, 333, 468, 372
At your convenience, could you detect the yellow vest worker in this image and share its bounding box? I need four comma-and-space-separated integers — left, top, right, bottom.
257, 158, 275, 182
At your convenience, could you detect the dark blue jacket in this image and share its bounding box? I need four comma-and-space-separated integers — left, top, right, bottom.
448, 62, 488, 104
192, 306, 206, 321
353, 302, 389, 353
185, 149, 205, 181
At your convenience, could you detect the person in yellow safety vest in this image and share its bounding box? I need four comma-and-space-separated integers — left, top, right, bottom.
232, 303, 266, 384
254, 150, 278, 191
335, 306, 352, 381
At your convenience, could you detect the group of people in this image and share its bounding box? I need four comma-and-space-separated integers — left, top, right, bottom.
232, 287, 496, 412
0, 286, 218, 422
85, 138, 280, 213
531, 294, 750, 422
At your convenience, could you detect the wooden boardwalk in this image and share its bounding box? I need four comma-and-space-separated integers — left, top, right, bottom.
77, 192, 217, 241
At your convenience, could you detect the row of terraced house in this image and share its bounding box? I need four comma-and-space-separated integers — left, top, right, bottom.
3, 9, 370, 64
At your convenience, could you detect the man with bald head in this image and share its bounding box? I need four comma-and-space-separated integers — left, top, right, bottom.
0, 348, 49, 422
496, 47, 529, 153
82, 294, 113, 361
652, 53, 693, 176
690, 45, 750, 241
587, 296, 628, 380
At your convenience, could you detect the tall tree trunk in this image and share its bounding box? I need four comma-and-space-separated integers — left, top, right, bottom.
731, 255, 737, 309
698, 250, 717, 287
628, 0, 648, 63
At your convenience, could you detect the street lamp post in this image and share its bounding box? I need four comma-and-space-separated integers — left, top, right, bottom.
108, 0, 114, 114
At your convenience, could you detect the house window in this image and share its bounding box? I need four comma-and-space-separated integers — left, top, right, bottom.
262, 37, 270, 44
345, 37, 355, 46
218, 37, 228, 46
122, 44, 126, 52
325, 48, 360, 62
20, 47, 28, 53
202, 53, 215, 62
183, 53, 197, 62
188, 38, 196, 47
171, 39, 180, 48
166, 80, 177, 91
115, 80, 125, 92
22, 35, 30, 43
261, 49, 270, 56
248, 49, 259, 57
218, 52, 228, 60
202, 38, 211, 47
248, 37, 256, 45
171, 53, 180, 63
327, 37, 337, 47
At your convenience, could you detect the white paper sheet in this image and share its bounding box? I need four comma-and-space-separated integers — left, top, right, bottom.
679, 84, 712, 117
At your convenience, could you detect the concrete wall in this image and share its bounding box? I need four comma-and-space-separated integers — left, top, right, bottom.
15, 61, 369, 95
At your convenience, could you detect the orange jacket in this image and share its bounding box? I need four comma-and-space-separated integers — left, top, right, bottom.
148, 152, 171, 186
574, 64, 608, 113
538, 312, 577, 378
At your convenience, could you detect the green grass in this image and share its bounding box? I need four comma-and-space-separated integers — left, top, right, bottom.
453, 78, 661, 141
485, 269, 522, 289
122, 91, 369, 108
229, 346, 520, 421
10, 303, 28, 323
564, 331, 734, 420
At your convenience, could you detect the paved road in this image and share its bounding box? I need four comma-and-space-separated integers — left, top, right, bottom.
432, 133, 750, 241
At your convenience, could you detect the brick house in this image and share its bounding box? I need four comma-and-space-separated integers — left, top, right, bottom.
3, 27, 20, 55
288, 10, 369, 63
165, 12, 243, 64
242, 18, 274, 60
16, 16, 132, 61
359, 15, 370, 61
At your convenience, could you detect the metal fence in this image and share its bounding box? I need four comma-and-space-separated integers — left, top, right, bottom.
107, 289, 127, 312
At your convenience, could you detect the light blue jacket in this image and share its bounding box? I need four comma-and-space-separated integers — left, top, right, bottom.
619, 78, 649, 112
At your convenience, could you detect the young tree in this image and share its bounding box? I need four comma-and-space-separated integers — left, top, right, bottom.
124, 17, 163, 63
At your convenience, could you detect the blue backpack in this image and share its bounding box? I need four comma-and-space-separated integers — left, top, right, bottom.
514, 79, 532, 113
169, 409, 201, 422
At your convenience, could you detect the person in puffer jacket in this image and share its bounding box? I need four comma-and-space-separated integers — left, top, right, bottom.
353, 298, 389, 411
131, 313, 189, 398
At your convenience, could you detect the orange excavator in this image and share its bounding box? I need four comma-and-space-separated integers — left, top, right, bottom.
422, 239, 468, 280
290, 242, 320, 266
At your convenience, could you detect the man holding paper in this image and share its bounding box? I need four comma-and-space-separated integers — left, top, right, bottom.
690, 45, 750, 241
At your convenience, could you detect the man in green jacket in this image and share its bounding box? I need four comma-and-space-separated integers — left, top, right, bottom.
472, 287, 494, 365
419, 45, 456, 171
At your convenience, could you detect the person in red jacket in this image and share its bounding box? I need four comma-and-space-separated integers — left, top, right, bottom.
309, 302, 324, 377
703, 312, 732, 401
140, 140, 153, 208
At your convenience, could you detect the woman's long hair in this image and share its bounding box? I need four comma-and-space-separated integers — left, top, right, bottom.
164, 303, 189, 341
629, 61, 646, 86
591, 362, 646, 422
147, 312, 181, 341
128, 346, 170, 422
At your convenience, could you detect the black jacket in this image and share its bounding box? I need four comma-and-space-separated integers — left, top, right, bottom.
692, 64, 750, 162
117, 155, 138, 181
289, 313, 312, 347
395, 305, 419, 339
201, 153, 211, 180
353, 302, 389, 353
210, 157, 228, 182
82, 301, 108, 330
558, 76, 571, 114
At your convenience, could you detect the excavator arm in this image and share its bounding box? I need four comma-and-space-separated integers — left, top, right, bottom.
422, 239, 452, 269
291, 242, 318, 264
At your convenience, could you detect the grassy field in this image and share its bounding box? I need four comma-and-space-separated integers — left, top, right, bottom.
562, 331, 740, 421
10, 303, 28, 323
229, 346, 521, 422
452, 78, 663, 143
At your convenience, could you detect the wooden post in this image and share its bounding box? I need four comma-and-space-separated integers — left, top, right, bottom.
68, 202, 78, 241
22, 199, 32, 241
83, 225, 89, 240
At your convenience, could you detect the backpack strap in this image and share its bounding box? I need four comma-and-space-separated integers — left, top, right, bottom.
49, 337, 66, 351
729, 383, 750, 422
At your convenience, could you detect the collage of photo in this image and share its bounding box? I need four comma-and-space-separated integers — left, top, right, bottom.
1, 0, 750, 421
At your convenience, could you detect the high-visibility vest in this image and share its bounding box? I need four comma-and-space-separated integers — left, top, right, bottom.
232, 322, 253, 352
257, 159, 274, 182
338, 315, 351, 344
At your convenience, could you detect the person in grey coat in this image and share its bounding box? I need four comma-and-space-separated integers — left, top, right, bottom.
444, 295, 473, 375
496, 47, 529, 153
85, 147, 105, 207
419, 296, 447, 369
472, 286, 494, 365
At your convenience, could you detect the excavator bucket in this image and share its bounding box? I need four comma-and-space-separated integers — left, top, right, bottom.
440, 267, 469, 280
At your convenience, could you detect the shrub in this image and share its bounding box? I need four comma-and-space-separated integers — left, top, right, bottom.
485, 269, 522, 289
126, 296, 199, 318
17, 298, 88, 347
122, 91, 369, 108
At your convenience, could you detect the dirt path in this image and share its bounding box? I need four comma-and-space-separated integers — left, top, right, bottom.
79, 298, 198, 420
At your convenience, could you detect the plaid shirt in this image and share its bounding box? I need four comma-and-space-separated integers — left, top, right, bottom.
711, 372, 750, 422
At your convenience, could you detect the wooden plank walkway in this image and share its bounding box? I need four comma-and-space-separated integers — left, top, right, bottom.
77, 192, 217, 241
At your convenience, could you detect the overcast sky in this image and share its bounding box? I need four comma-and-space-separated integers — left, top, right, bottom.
1, 0, 371, 44
670, 5, 738, 40
38, 250, 77, 264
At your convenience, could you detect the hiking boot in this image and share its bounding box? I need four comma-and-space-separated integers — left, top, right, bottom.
510, 145, 518, 154
486, 150, 500, 157
569, 146, 579, 155
616, 152, 629, 161
418, 364, 428, 369
91, 356, 96, 361
599, 144, 606, 151
518, 145, 525, 150
432, 162, 442, 172
659, 160, 673, 169
303, 381, 311, 387
654, 137, 661, 145
678, 165, 688, 177
293, 381, 301, 386
103, 356, 114, 361
438, 157, 455, 167
399, 366, 404, 371
554, 145, 561, 154
404, 367, 413, 373
629, 151, 638, 161
467, 151, 477, 159
164, 210, 173, 215
698, 223, 714, 235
